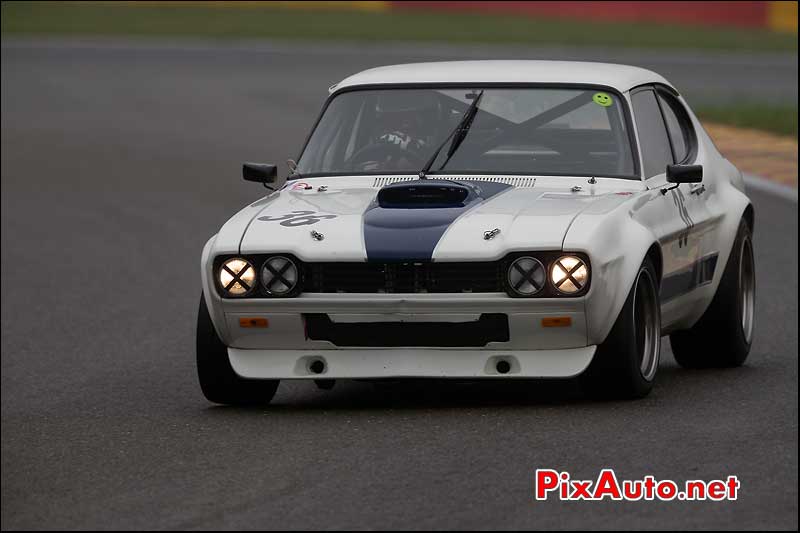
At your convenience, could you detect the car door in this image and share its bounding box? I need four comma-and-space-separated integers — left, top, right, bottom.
655, 87, 721, 324
630, 86, 705, 329
656, 85, 719, 266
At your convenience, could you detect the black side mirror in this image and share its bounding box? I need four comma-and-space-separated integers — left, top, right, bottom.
243, 162, 278, 184
667, 164, 703, 184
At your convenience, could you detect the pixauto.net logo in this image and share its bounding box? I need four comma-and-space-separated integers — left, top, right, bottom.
534, 469, 740, 502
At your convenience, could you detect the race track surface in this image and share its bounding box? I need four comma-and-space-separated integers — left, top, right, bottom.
1, 40, 798, 530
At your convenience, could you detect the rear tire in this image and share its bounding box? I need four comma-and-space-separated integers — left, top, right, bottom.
581, 257, 661, 399
197, 294, 279, 405
670, 219, 754, 368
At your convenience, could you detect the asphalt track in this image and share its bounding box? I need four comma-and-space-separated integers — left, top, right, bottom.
1, 39, 797, 530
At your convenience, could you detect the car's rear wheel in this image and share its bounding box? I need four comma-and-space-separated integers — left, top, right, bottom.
581, 257, 661, 399
670, 219, 754, 368
197, 293, 279, 405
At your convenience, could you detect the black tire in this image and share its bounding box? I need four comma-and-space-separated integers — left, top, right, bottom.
670, 219, 755, 368
581, 257, 661, 399
197, 294, 279, 405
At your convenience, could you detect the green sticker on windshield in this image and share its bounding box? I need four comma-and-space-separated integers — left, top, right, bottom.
593, 92, 613, 107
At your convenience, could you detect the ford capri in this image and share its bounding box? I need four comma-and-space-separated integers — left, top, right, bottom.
197, 61, 755, 404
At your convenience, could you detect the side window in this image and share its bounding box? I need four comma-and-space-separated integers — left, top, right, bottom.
657, 91, 695, 163
631, 89, 673, 178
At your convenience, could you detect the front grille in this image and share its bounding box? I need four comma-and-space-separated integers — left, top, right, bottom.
303, 261, 505, 293
214, 252, 590, 298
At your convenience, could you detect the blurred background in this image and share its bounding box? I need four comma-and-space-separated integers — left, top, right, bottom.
3, 1, 796, 185
2, 1, 797, 530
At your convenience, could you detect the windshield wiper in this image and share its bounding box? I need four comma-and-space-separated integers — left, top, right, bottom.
418, 90, 484, 179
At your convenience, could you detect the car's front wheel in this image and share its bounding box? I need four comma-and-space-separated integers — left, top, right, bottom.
581, 257, 661, 399
197, 293, 279, 405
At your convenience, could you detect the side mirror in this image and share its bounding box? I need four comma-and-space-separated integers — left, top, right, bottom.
667, 164, 703, 184
242, 162, 278, 184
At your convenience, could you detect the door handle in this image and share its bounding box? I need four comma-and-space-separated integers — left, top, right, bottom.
690, 184, 706, 196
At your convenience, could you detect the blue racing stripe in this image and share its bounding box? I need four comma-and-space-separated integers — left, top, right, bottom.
363, 180, 510, 262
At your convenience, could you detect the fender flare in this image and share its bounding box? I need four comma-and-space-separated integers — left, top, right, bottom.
684, 185, 753, 328
564, 202, 661, 345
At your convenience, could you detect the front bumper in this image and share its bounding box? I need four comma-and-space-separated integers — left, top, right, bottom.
212, 293, 587, 349
204, 292, 592, 379
229, 345, 596, 379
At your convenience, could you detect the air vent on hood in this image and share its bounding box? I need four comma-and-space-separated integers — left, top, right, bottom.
377, 181, 474, 208
372, 176, 536, 188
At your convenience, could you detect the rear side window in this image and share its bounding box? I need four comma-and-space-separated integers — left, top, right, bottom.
632, 89, 673, 178
657, 91, 695, 164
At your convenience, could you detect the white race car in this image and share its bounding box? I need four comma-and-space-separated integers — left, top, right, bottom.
197, 61, 755, 404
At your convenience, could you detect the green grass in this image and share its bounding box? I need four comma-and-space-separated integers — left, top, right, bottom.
696, 104, 798, 138
2, 1, 798, 52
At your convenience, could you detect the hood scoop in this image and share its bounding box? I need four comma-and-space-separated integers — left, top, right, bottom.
364, 179, 514, 260
377, 180, 478, 209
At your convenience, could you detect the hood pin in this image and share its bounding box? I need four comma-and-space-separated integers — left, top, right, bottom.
317, 185, 328, 192
310, 230, 325, 241
483, 228, 501, 240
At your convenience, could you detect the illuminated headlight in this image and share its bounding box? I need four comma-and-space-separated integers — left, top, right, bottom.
508, 256, 546, 296
261, 256, 299, 296
219, 258, 256, 296
551, 256, 589, 294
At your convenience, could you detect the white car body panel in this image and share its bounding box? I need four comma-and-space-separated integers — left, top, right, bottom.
202, 61, 753, 380
239, 183, 374, 261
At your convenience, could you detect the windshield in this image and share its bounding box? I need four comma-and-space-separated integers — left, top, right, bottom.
296, 87, 637, 179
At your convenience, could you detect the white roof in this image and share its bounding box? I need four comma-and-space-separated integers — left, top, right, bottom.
334, 60, 674, 94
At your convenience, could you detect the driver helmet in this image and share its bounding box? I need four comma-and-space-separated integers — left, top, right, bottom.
375, 90, 441, 151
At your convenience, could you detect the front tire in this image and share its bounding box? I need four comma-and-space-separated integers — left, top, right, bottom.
197, 294, 279, 405
581, 257, 661, 399
670, 219, 755, 368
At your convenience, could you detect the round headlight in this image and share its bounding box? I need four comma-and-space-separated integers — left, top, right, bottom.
219, 258, 256, 296
551, 256, 589, 294
508, 256, 546, 296
261, 256, 299, 296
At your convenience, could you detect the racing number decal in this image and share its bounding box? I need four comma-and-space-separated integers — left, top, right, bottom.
258, 210, 337, 227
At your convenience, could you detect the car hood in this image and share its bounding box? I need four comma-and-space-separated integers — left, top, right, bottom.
234, 176, 638, 261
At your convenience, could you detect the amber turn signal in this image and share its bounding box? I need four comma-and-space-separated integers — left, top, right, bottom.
542, 317, 572, 328
239, 317, 269, 328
